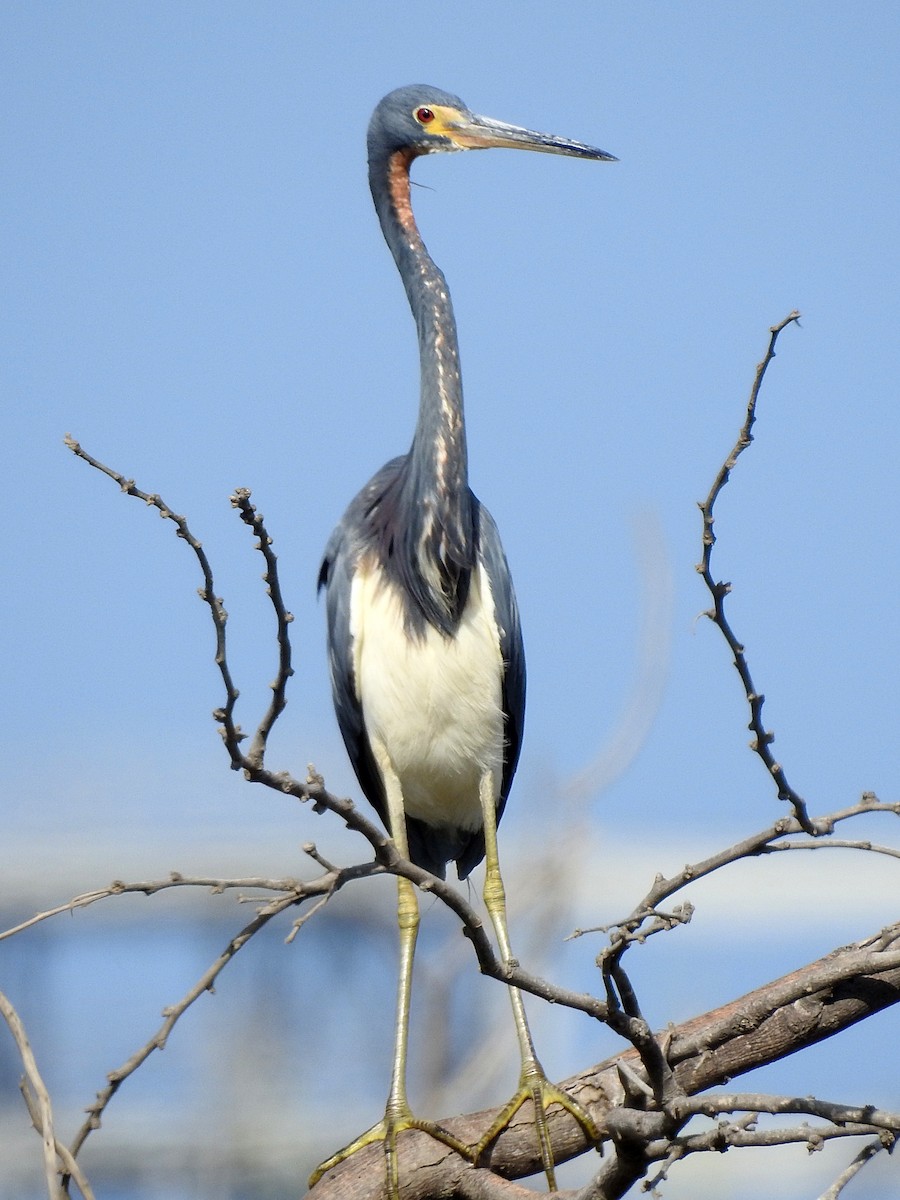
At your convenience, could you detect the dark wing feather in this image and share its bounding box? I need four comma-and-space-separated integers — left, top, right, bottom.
318, 458, 490, 879
318, 488, 389, 846
453, 498, 526, 879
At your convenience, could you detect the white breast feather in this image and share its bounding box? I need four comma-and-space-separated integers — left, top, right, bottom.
350, 559, 504, 832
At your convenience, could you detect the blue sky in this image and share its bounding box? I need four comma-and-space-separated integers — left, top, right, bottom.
3, 4, 900, 1197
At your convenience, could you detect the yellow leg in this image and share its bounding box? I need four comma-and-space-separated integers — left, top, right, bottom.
309, 748, 470, 1196
472, 772, 599, 1187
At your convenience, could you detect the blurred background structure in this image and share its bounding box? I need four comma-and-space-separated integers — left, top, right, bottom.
3, 4, 899, 1197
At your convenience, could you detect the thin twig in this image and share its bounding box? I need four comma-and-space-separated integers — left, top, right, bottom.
641, 1113, 758, 1193
695, 312, 815, 831
817, 1137, 893, 1200
669, 1091, 900, 1132
763, 838, 900, 862
0, 873, 310, 942
643, 1121, 890, 1175
64, 435, 245, 769
573, 794, 900, 945
229, 487, 295, 766
65, 888, 301, 1166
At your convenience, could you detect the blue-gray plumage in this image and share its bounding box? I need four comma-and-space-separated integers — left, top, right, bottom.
319, 457, 524, 878
312, 85, 615, 1196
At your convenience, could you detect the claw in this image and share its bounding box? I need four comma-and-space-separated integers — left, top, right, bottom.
310, 1107, 472, 1197
471, 1060, 599, 1190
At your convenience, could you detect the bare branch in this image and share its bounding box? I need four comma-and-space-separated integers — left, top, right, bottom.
817, 1138, 893, 1200
64, 434, 245, 769
65, 888, 301, 1167
640, 1113, 757, 1193
573, 793, 900, 945
670, 1092, 900, 1133
229, 487, 295, 766
17, 1082, 97, 1200
1, 873, 317, 942
694, 312, 816, 831
0, 990, 69, 1199
641, 1119, 892, 1195
764, 837, 900, 863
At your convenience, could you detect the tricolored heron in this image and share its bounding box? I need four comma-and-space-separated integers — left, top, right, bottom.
313, 85, 615, 1194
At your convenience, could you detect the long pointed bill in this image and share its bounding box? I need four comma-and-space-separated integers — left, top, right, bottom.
449, 112, 617, 161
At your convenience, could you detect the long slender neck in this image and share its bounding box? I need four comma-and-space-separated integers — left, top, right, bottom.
369, 148, 476, 629
371, 149, 470, 501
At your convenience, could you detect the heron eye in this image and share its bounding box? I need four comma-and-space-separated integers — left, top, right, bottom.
415, 107, 435, 125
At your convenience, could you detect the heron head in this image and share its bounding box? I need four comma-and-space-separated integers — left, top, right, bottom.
368, 85, 617, 164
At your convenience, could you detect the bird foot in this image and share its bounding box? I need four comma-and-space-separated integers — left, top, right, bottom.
471, 1061, 599, 1190
309, 1105, 473, 1197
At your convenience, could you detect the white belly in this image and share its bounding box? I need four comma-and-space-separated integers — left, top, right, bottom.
350, 560, 504, 831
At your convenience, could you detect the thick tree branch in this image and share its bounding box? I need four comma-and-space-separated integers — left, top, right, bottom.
305, 923, 900, 1198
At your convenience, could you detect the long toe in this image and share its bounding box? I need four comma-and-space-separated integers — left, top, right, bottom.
310, 1107, 473, 1198
471, 1065, 600, 1191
